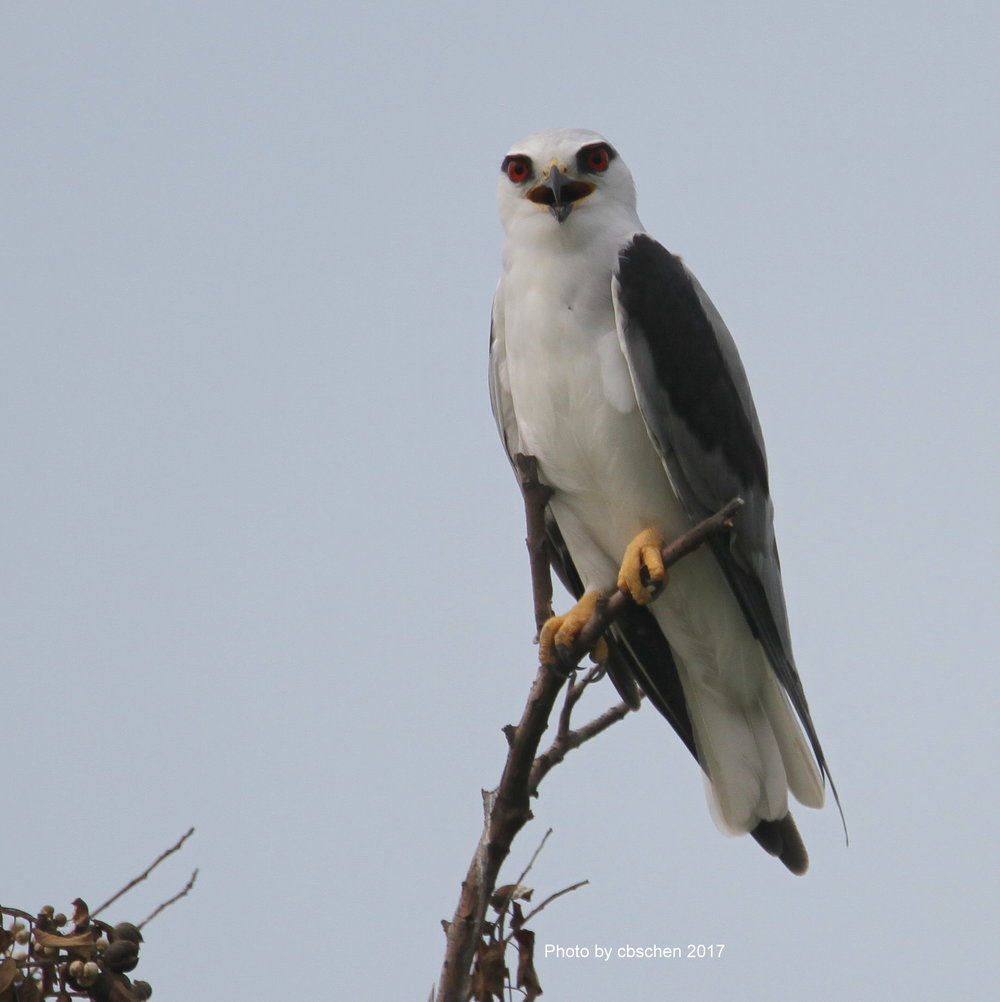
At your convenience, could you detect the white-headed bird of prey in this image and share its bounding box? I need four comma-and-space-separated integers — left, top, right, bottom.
489, 128, 837, 873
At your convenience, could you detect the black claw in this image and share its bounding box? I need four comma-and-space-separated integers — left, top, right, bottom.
586, 662, 608, 683
639, 566, 666, 601
551, 644, 578, 676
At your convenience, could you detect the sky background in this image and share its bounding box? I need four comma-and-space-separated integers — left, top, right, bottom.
2, 1, 998, 999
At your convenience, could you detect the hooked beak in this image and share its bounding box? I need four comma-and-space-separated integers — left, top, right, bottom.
546, 166, 573, 223
527, 165, 596, 223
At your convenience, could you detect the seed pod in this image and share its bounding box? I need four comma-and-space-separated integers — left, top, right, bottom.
103, 939, 140, 973
112, 923, 143, 945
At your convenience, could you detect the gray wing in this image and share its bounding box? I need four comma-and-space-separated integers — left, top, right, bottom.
612, 233, 835, 794
488, 297, 521, 462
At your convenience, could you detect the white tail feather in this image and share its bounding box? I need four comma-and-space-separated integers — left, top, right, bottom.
761, 673, 825, 809
687, 685, 788, 834
677, 647, 824, 834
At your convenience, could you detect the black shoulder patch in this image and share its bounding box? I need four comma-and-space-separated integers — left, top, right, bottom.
616, 234, 768, 492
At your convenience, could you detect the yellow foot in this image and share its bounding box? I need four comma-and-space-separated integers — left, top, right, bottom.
538, 592, 609, 669
617, 527, 668, 604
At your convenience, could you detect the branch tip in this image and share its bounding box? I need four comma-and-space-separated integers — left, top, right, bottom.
435, 462, 741, 1002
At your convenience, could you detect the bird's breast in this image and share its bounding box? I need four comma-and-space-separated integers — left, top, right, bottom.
499, 259, 688, 584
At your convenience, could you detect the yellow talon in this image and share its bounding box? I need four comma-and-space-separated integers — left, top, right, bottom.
617, 527, 668, 604
538, 592, 607, 667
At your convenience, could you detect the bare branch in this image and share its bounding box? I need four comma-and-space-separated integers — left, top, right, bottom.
91, 828, 195, 919
513, 454, 554, 634
511, 879, 590, 936
434, 456, 741, 1001
530, 698, 635, 795
555, 663, 606, 741
515, 828, 553, 889
138, 868, 198, 929
436, 661, 566, 1002
436, 462, 565, 1002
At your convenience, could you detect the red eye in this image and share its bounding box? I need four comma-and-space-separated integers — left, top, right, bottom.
586, 147, 610, 172
505, 157, 531, 183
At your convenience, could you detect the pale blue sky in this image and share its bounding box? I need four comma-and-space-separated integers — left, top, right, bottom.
3, 2, 998, 998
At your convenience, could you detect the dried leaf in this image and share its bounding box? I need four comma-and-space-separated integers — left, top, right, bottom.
514, 926, 543, 1001
0, 959, 20, 994
491, 885, 516, 911
33, 929, 95, 951
107, 973, 143, 1002
15, 978, 43, 1002
71, 899, 90, 932
0, 957, 17, 1002
490, 884, 533, 911
470, 939, 507, 1002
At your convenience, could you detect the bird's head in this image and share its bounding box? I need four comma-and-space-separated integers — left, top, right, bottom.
497, 128, 639, 237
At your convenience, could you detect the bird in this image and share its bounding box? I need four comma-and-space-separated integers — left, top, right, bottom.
489, 127, 837, 874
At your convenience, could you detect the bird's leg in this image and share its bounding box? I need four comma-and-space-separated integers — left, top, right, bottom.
617, 527, 668, 604
538, 591, 610, 669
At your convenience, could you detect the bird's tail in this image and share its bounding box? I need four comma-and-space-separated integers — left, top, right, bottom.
683, 662, 825, 873
751, 813, 809, 875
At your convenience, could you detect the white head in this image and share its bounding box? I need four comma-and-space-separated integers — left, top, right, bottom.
496, 128, 641, 240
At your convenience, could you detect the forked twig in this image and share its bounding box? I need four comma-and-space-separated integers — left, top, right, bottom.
513, 879, 591, 934
92, 827, 195, 918
530, 697, 635, 795
139, 868, 199, 928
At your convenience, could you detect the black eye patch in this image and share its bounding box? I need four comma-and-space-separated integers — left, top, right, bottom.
502, 155, 534, 182
576, 142, 617, 174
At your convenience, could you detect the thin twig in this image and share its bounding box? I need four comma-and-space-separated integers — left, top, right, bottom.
139, 868, 198, 929
494, 828, 555, 943
513, 454, 554, 634
556, 663, 606, 740
556, 672, 581, 739
91, 827, 195, 918
513, 879, 590, 934
515, 828, 553, 889
530, 699, 635, 794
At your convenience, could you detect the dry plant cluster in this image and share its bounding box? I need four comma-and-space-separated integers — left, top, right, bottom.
1, 829, 196, 1002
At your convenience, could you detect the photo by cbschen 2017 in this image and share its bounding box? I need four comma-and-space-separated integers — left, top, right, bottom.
544, 943, 725, 961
